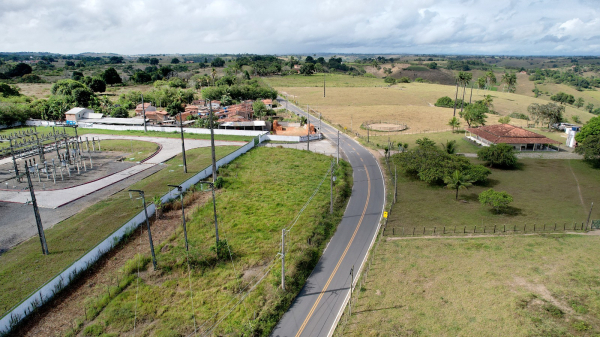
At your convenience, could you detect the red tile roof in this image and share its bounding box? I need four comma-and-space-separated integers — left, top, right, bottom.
467, 124, 560, 145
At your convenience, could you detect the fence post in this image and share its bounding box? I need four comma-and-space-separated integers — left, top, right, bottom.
544, 224, 546, 231
484, 226, 486, 233
503, 225, 506, 233
434, 227, 436, 235
534, 224, 536, 232
474, 226, 476, 233
554, 223, 556, 231
393, 228, 394, 236
402, 227, 404, 236
423, 227, 425, 235
413, 227, 415, 236
494, 225, 496, 233
524, 224, 526, 232
454, 226, 456, 234
563, 223, 566, 231
443, 226, 445, 234
464, 226, 466, 234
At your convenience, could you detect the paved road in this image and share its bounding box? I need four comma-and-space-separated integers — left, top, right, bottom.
272, 99, 385, 337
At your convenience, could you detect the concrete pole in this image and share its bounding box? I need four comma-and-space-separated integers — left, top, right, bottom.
349, 265, 354, 316
330, 161, 334, 214
211, 183, 220, 249
179, 113, 187, 173
131, 190, 156, 269
337, 131, 340, 164
453, 81, 459, 117
142, 94, 147, 133
26, 163, 48, 255
307, 106, 310, 152
169, 185, 188, 250
281, 228, 286, 290
209, 104, 217, 183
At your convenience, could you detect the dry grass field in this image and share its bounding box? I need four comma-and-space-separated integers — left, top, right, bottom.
338, 235, 600, 336
277, 82, 596, 136
15, 83, 53, 99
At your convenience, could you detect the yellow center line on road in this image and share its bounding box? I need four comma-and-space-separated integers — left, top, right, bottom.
294, 163, 371, 337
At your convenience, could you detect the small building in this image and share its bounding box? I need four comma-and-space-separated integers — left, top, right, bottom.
185, 105, 199, 114
262, 99, 273, 109
466, 124, 561, 151
145, 110, 170, 123
135, 103, 156, 116
210, 100, 221, 109
65, 108, 102, 122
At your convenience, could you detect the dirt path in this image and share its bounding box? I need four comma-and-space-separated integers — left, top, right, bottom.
14, 191, 212, 337
568, 159, 587, 212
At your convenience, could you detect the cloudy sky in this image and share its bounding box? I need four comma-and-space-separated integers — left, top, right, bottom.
1, 0, 599, 55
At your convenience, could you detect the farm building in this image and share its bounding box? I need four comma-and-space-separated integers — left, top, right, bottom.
65, 107, 102, 122
466, 124, 561, 151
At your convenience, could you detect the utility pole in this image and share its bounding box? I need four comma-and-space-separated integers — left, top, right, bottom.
319, 113, 322, 138
25, 163, 48, 255
307, 106, 310, 152
337, 131, 340, 164
281, 228, 286, 290
179, 112, 187, 173
209, 103, 217, 183
367, 125, 370, 143
169, 185, 189, 250
202, 181, 220, 250
349, 265, 354, 316
351, 115, 353, 134
323, 73, 326, 97
141, 94, 147, 133
129, 189, 157, 269
394, 164, 397, 204
330, 160, 334, 214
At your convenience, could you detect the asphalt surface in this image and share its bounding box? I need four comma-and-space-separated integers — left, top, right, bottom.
272, 99, 385, 337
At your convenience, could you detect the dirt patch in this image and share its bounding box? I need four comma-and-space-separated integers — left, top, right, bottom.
512, 276, 575, 316
12, 191, 212, 337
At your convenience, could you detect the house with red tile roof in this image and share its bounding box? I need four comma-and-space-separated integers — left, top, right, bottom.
135, 103, 156, 116
466, 124, 561, 151
145, 110, 169, 123
262, 99, 273, 109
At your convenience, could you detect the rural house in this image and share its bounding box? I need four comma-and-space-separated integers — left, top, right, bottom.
135, 103, 156, 116
466, 124, 561, 151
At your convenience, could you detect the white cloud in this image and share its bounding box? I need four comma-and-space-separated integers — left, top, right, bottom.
0, 0, 598, 55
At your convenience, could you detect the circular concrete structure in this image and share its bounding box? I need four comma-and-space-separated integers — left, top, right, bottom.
365, 122, 408, 132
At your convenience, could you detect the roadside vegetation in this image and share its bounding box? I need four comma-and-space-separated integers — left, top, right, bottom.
57, 147, 352, 336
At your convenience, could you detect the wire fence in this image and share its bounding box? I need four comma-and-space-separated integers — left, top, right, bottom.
383, 222, 595, 237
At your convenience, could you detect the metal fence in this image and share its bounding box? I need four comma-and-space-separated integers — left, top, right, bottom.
383, 222, 593, 237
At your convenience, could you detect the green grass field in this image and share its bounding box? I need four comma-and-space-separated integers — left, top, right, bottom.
339, 235, 600, 336
0, 146, 239, 317
97, 139, 159, 162
386, 158, 600, 235
369, 131, 482, 154
64, 147, 352, 336
263, 73, 386, 88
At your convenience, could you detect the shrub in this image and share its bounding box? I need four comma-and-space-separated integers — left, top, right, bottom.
20, 74, 45, 83
414, 77, 425, 83
384, 76, 396, 84
509, 112, 529, 120
464, 165, 491, 184
398, 76, 411, 83
477, 143, 517, 168
214, 176, 225, 189
498, 116, 511, 124
435, 96, 454, 108
479, 189, 513, 212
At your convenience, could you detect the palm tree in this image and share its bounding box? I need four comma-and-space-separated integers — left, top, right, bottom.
482, 95, 494, 109
444, 140, 457, 154
448, 116, 461, 133
211, 68, 217, 86
457, 72, 472, 113
485, 71, 496, 90
444, 170, 474, 200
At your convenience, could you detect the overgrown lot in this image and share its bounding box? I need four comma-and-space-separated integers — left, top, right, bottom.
339, 235, 600, 336
60, 147, 352, 336
0, 145, 239, 317
386, 158, 600, 235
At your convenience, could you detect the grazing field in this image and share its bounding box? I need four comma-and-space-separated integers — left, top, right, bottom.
0, 145, 239, 318
386, 158, 600, 235
276, 83, 596, 136
263, 73, 386, 88
51, 147, 351, 336
339, 235, 600, 336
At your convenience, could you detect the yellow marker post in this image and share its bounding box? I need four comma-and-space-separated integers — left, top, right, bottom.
383, 211, 388, 218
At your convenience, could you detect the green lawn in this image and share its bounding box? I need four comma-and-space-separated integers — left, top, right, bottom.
339, 235, 600, 336
263, 73, 387, 88
0, 145, 240, 317
64, 147, 352, 336
386, 158, 600, 235
97, 139, 159, 162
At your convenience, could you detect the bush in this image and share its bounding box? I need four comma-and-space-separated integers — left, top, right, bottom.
435, 96, 454, 108
509, 112, 529, 120
414, 77, 425, 83
479, 189, 513, 212
20, 74, 45, 83
477, 143, 518, 168
398, 76, 411, 83
464, 165, 491, 184
384, 76, 396, 84
214, 176, 225, 189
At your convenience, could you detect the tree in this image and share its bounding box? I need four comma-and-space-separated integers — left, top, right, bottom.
477, 76, 486, 89
109, 56, 124, 64
485, 71, 497, 89
459, 102, 488, 127
89, 77, 106, 93
427, 62, 437, 69
444, 170, 474, 200
72, 87, 94, 107
102, 67, 122, 86
479, 189, 513, 212
211, 57, 225, 67
252, 100, 268, 120
501, 72, 517, 93
527, 102, 564, 128
550, 92, 575, 105
72, 71, 84, 81
299, 63, 315, 75
150, 58, 159, 65
448, 116, 461, 132
435, 96, 454, 108
498, 116, 511, 124
171, 57, 180, 64
166, 100, 185, 116
575, 134, 600, 165
586, 103, 595, 113
7, 63, 32, 77
211, 68, 217, 86
416, 137, 436, 147
477, 143, 517, 168
575, 97, 585, 108
575, 116, 600, 143
110, 106, 129, 118
132, 71, 152, 84
444, 140, 457, 154
481, 95, 494, 109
